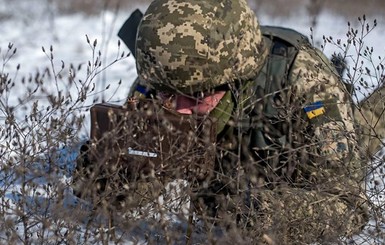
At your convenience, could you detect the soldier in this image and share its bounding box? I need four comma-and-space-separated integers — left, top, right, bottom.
132, 0, 370, 243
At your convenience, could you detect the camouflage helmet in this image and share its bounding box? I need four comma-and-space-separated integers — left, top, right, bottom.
135, 0, 267, 94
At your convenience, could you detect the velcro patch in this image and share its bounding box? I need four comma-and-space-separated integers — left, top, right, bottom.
303, 99, 343, 127
304, 101, 325, 119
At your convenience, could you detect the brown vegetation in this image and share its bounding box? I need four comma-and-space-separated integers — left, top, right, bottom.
1, 1, 385, 244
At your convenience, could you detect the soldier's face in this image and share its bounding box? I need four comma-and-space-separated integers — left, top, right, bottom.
159, 90, 226, 115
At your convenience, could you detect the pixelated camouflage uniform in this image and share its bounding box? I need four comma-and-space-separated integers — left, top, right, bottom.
135, 0, 369, 243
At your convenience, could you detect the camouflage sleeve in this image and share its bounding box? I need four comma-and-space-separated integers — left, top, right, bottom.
258, 47, 368, 243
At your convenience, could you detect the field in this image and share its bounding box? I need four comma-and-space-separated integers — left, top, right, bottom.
1, 0, 385, 244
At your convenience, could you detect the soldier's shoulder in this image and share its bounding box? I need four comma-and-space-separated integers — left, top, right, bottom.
261, 25, 310, 49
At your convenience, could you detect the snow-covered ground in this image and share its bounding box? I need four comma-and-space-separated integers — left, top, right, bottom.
1, 0, 385, 244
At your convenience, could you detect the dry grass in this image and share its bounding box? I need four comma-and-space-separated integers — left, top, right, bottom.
1, 1, 385, 244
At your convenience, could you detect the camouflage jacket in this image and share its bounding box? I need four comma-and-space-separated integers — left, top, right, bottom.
192, 26, 369, 244
129, 25, 369, 244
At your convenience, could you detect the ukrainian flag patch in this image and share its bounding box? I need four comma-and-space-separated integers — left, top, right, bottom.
304, 101, 325, 119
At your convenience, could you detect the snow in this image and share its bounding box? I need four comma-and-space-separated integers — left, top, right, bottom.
1, 0, 385, 244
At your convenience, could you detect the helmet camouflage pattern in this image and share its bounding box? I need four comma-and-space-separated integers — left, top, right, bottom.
135, 0, 267, 94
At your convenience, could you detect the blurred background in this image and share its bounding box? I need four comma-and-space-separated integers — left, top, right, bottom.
2, 0, 383, 17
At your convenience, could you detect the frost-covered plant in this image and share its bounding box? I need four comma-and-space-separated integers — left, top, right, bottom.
2, 6, 385, 245
0, 36, 129, 244
319, 15, 385, 245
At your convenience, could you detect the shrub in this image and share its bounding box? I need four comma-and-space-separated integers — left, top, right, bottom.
1, 5, 385, 245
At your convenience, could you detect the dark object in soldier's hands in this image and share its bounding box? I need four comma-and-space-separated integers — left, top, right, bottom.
90, 100, 216, 179
74, 100, 217, 206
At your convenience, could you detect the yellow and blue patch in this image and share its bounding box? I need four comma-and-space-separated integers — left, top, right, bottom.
304, 101, 325, 119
